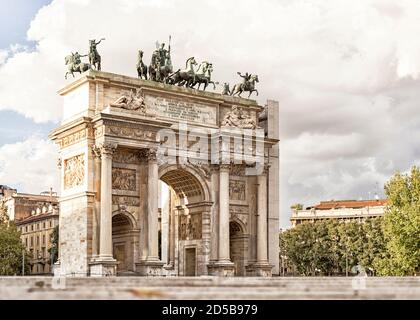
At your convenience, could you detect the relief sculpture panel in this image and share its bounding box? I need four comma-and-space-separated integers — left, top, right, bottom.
112, 168, 137, 191
64, 154, 85, 189
229, 180, 246, 201
179, 213, 202, 240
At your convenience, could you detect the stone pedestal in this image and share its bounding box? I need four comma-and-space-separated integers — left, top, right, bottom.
89, 259, 118, 277
207, 261, 236, 277
246, 262, 273, 277
136, 260, 165, 276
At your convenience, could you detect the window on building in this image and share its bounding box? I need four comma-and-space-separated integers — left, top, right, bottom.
42, 235, 45, 245
25, 238, 28, 247
43, 222, 46, 229
50, 221, 52, 228
25, 226, 27, 233
31, 225, 34, 231
30, 237, 33, 247
36, 236, 39, 246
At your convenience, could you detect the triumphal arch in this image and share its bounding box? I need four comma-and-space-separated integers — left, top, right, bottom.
50, 70, 279, 277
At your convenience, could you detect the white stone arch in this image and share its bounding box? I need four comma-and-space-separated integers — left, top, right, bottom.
158, 163, 211, 203
112, 209, 138, 230
229, 217, 247, 236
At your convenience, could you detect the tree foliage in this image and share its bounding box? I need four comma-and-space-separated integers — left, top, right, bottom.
0, 222, 30, 275
280, 218, 386, 276
48, 225, 59, 264
376, 166, 420, 275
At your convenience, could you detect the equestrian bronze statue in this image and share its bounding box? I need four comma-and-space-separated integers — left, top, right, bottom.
230, 72, 259, 98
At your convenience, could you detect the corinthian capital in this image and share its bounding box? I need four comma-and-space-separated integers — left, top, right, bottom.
219, 164, 231, 172
91, 145, 102, 159
138, 148, 158, 162
98, 143, 117, 156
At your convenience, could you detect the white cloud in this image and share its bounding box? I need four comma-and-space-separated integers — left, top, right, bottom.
1, 0, 420, 227
0, 137, 59, 194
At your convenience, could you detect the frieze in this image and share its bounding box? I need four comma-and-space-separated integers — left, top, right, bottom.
64, 154, 85, 189
112, 168, 137, 191
105, 126, 155, 141
113, 149, 139, 164
59, 128, 89, 148
112, 195, 140, 207
229, 204, 249, 214
230, 164, 246, 176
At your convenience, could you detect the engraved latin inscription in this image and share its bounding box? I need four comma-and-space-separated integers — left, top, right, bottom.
146, 96, 216, 125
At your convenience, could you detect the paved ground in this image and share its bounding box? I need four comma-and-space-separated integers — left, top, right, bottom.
0, 276, 419, 300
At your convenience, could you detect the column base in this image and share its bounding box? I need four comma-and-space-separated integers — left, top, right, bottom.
246, 262, 273, 277
207, 261, 236, 277
89, 258, 118, 277
136, 260, 164, 276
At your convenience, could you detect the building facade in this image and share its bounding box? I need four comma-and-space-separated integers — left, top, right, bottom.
49, 70, 280, 277
290, 199, 387, 227
15, 204, 59, 274
1, 188, 59, 274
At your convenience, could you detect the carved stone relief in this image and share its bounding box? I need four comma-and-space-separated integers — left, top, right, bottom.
64, 154, 85, 189
229, 180, 246, 201
221, 106, 259, 129
59, 129, 89, 149
179, 213, 202, 240
112, 168, 137, 191
112, 195, 140, 207
106, 126, 155, 141
113, 149, 139, 164
111, 89, 146, 112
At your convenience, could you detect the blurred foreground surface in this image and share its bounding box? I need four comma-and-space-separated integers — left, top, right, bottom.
0, 276, 419, 300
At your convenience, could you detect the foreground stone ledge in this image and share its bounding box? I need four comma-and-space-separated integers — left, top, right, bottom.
0, 277, 418, 300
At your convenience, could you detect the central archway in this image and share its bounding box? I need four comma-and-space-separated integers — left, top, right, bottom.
158, 164, 211, 276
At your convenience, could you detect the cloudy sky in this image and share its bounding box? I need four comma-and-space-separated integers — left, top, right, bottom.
1, 0, 419, 228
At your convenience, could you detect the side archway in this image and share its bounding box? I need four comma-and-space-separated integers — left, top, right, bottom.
229, 220, 247, 276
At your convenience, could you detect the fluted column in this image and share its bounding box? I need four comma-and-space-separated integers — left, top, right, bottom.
147, 148, 160, 261
98, 143, 116, 260
257, 169, 268, 263
218, 164, 231, 262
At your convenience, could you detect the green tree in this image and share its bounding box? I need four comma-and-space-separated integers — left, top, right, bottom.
48, 225, 59, 264
280, 218, 386, 276
375, 166, 420, 275
0, 222, 30, 275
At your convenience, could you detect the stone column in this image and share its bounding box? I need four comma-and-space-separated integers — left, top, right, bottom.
219, 164, 230, 262
136, 148, 164, 276
147, 149, 159, 260
89, 143, 118, 277
246, 165, 272, 277
98, 144, 116, 260
208, 164, 235, 276
91, 145, 101, 258
257, 173, 268, 263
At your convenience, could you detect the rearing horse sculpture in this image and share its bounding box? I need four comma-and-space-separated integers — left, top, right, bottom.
167, 57, 197, 87
136, 50, 148, 80
190, 62, 217, 91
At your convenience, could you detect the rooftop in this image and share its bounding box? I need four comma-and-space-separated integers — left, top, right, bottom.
310, 199, 387, 210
